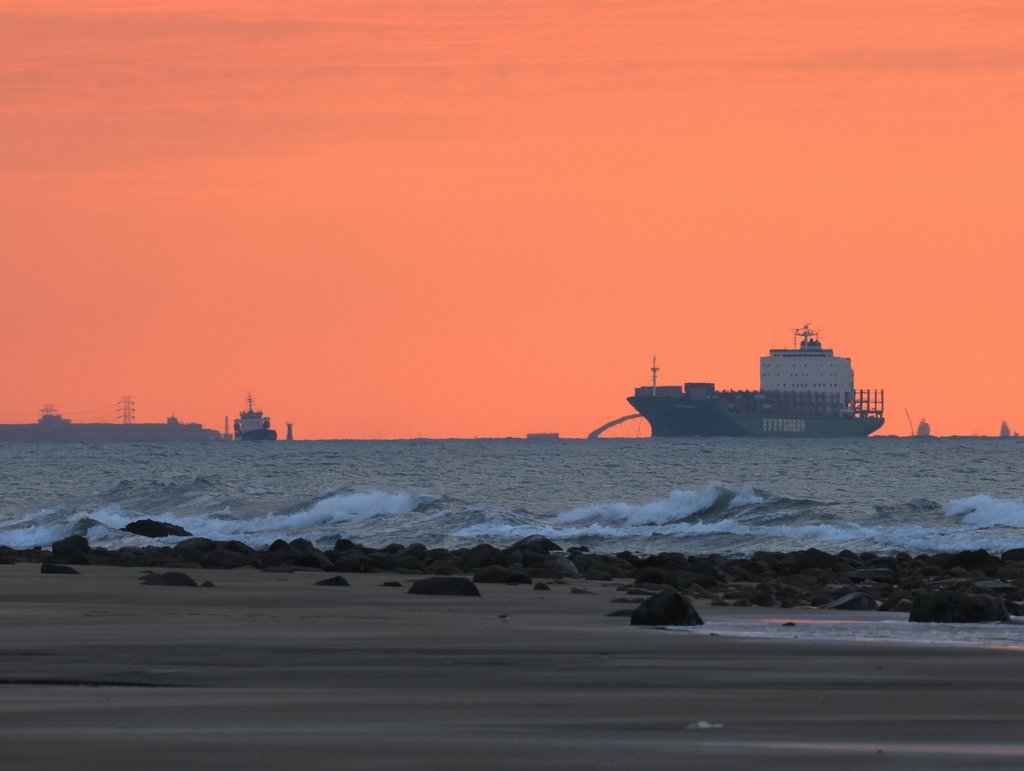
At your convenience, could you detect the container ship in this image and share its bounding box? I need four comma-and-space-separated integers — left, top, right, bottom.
233, 393, 277, 441
628, 325, 884, 437
0, 402, 222, 442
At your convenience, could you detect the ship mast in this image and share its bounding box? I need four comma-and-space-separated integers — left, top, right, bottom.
246, 392, 255, 413
651, 356, 659, 395
793, 323, 819, 348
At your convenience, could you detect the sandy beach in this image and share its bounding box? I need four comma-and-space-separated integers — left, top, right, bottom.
0, 564, 1022, 769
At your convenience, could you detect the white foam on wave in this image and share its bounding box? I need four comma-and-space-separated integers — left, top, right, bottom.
944, 495, 1024, 528
457, 517, 933, 545
197, 490, 430, 543
456, 487, 1024, 554
453, 515, 1023, 554
10, 484, 1024, 556
0, 504, 144, 549
729, 487, 765, 508
0, 490, 430, 549
553, 485, 729, 527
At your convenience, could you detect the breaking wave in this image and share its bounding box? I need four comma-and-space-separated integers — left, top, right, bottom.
5, 483, 1024, 557
944, 495, 1024, 527
0, 490, 432, 551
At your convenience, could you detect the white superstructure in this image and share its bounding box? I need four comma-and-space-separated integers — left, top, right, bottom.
233, 392, 273, 437
760, 325, 854, 408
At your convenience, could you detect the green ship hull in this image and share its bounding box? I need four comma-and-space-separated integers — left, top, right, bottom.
628, 393, 884, 438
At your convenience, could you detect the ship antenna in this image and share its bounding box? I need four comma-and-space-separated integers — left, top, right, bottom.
793, 323, 819, 348
651, 356, 659, 395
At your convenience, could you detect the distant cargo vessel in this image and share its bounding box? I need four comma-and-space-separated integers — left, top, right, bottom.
628, 325, 885, 437
233, 393, 277, 441
0, 402, 221, 442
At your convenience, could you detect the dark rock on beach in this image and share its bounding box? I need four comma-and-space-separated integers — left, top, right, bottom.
139, 571, 199, 587
634, 566, 717, 591
262, 538, 332, 571
40, 563, 79, 574
408, 576, 481, 597
332, 553, 380, 573
510, 535, 563, 553
52, 535, 90, 556
780, 547, 837, 574
846, 568, 897, 584
425, 558, 462, 575
171, 538, 217, 561
630, 589, 704, 626
123, 519, 193, 538
460, 544, 508, 571
18, 535, 1024, 616
527, 554, 580, 579
198, 549, 254, 570
473, 566, 533, 585
315, 575, 351, 587
909, 590, 1010, 623
940, 549, 1001, 575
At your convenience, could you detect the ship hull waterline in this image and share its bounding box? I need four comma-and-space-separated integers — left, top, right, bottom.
236, 428, 278, 441
628, 395, 884, 438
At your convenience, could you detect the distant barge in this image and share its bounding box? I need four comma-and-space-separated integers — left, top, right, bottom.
0, 404, 221, 442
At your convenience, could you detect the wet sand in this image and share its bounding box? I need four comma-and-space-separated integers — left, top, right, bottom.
2, 564, 1024, 769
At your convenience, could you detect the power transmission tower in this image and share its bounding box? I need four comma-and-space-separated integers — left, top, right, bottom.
117, 395, 135, 424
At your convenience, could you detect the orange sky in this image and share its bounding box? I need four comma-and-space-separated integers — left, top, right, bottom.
2, 1, 1023, 438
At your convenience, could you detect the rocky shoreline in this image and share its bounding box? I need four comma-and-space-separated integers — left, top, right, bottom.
5, 519, 1024, 623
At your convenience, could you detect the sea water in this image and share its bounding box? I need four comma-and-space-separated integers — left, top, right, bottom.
1, 437, 1023, 556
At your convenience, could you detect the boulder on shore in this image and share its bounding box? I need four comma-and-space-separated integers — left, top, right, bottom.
315, 575, 351, 587
630, 589, 704, 626
139, 571, 198, 587
198, 549, 254, 569
459, 543, 508, 571
40, 563, 79, 575
122, 519, 193, 538
472, 566, 532, 585
52, 535, 90, 556
909, 590, 1010, 623
510, 535, 563, 553
408, 576, 481, 597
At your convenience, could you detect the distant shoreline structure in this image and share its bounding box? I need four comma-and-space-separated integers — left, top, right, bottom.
0, 401, 221, 442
